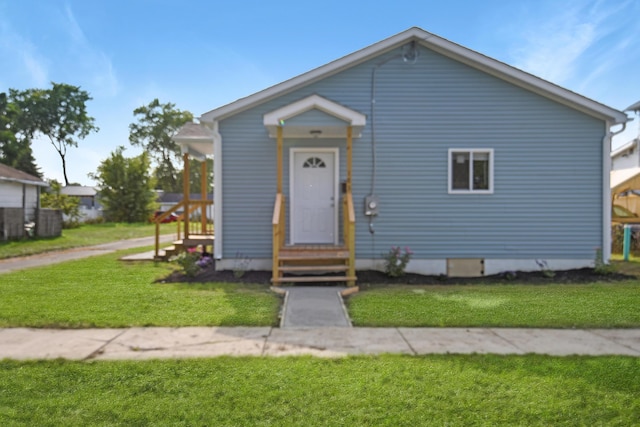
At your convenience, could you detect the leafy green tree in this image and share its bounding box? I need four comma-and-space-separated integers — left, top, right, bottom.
10, 83, 98, 185
177, 158, 214, 194
40, 179, 81, 228
129, 99, 193, 192
89, 146, 156, 223
0, 92, 41, 176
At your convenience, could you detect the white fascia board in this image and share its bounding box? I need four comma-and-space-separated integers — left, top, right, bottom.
263, 94, 366, 127
420, 36, 629, 124
0, 177, 48, 187
200, 27, 627, 125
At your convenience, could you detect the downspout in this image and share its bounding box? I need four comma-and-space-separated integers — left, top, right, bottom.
603, 121, 627, 263
209, 120, 223, 262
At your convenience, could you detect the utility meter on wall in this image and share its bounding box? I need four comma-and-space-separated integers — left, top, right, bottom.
364, 195, 379, 216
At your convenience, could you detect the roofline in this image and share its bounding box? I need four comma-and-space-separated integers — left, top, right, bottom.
611, 138, 639, 158
200, 27, 628, 125
0, 177, 48, 187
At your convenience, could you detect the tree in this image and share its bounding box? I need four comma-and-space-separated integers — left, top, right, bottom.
129, 99, 193, 192
0, 92, 41, 177
177, 158, 214, 194
89, 146, 156, 223
10, 83, 98, 185
40, 179, 81, 228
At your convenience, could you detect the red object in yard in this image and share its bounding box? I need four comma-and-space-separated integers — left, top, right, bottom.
152, 211, 179, 223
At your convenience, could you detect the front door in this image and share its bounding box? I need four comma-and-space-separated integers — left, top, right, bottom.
291, 149, 338, 244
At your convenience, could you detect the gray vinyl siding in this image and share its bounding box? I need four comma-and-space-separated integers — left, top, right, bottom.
219, 44, 605, 261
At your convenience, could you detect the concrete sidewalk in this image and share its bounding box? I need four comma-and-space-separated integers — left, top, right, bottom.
1, 327, 639, 360
0, 234, 175, 274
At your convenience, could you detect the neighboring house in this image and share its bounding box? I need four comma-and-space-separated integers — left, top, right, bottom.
0, 163, 58, 240
611, 138, 640, 170
175, 27, 628, 281
0, 163, 47, 222
60, 185, 103, 222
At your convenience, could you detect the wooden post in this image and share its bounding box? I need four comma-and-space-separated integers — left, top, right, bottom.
277, 126, 283, 194
200, 160, 207, 234
347, 125, 353, 193
183, 153, 190, 239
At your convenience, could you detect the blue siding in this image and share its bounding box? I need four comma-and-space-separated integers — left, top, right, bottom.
220, 44, 605, 261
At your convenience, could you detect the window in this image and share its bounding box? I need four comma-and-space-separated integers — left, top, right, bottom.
448, 149, 493, 193
303, 157, 326, 168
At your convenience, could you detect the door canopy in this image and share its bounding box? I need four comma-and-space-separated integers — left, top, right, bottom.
264, 94, 366, 139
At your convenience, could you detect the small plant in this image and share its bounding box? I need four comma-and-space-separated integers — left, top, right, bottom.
173, 248, 201, 277
383, 246, 413, 277
502, 270, 517, 281
594, 247, 616, 275
535, 259, 556, 279
233, 252, 252, 278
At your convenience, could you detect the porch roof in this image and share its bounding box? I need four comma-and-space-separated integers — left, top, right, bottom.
263, 94, 366, 139
173, 122, 214, 160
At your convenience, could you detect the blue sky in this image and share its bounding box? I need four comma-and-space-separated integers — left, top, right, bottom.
1, 0, 639, 184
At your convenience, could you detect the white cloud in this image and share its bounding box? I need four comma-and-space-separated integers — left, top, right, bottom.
0, 20, 49, 87
60, 3, 120, 97
511, 3, 599, 84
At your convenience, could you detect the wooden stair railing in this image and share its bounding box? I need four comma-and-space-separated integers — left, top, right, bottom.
154, 199, 214, 259
271, 192, 356, 286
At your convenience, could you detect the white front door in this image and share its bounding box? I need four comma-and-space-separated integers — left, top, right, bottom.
291, 149, 338, 244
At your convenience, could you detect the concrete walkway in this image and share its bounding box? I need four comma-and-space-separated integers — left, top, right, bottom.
0, 234, 175, 274
279, 287, 352, 328
1, 327, 639, 360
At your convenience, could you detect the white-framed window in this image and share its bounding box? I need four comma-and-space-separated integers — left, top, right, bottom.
448, 149, 494, 194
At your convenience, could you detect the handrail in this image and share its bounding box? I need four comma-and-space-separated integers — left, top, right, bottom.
272, 193, 283, 225
154, 199, 214, 258
272, 193, 284, 283
344, 193, 356, 286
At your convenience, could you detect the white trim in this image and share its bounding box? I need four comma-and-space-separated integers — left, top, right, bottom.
289, 147, 339, 245
603, 122, 612, 263
263, 95, 366, 139
210, 121, 223, 259
448, 148, 494, 194
200, 27, 627, 125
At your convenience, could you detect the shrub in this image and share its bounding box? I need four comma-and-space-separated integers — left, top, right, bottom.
383, 246, 413, 277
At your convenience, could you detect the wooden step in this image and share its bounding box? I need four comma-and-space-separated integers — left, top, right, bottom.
278, 251, 349, 261
272, 276, 357, 284
278, 265, 349, 273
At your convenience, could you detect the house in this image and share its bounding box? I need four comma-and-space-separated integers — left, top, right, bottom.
611, 138, 640, 171
156, 191, 214, 220
172, 27, 628, 282
60, 185, 102, 222
0, 163, 56, 239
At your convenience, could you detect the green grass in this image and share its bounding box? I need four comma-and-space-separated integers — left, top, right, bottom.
0, 222, 176, 259
0, 355, 638, 425
347, 281, 640, 328
0, 248, 280, 327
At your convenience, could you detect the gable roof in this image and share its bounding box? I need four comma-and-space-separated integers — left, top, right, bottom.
0, 163, 47, 187
200, 27, 628, 125
611, 138, 639, 159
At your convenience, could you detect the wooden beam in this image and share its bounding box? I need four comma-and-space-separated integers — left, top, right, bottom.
347, 125, 353, 193
183, 153, 190, 238
200, 160, 207, 233
277, 126, 283, 194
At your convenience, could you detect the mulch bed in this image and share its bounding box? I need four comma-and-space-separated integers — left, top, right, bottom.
159, 262, 633, 287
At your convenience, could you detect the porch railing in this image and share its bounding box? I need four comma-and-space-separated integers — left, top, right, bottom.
154, 199, 214, 258
272, 193, 285, 283
271, 192, 356, 286
343, 192, 356, 286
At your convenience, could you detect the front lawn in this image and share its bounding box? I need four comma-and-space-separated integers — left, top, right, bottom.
0, 356, 638, 425
0, 249, 279, 328
0, 222, 176, 259
347, 281, 640, 328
